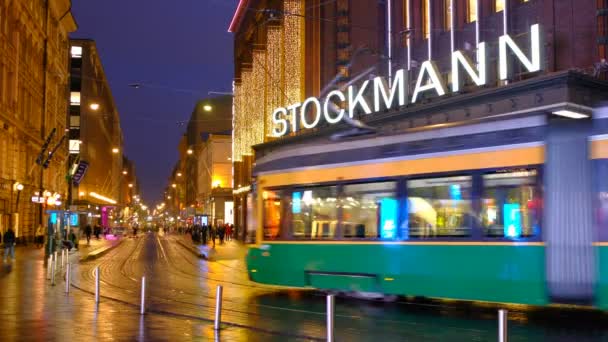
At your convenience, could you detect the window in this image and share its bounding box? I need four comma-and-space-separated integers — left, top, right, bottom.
69, 139, 80, 154
482, 170, 540, 238
262, 190, 283, 239
495, 0, 505, 12
70, 92, 80, 105
422, 0, 429, 39
71, 46, 82, 58
70, 115, 80, 128
407, 175, 473, 237
342, 182, 398, 239
467, 0, 477, 23
290, 186, 338, 239
444, 0, 452, 31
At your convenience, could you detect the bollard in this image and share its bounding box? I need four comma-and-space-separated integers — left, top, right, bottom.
94, 266, 100, 303
327, 294, 335, 342
46, 256, 52, 280
65, 263, 71, 294
61, 249, 65, 269
51, 256, 56, 286
140, 276, 146, 315
498, 309, 508, 342
214, 285, 223, 330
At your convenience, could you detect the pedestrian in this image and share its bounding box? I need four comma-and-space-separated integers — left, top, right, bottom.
94, 224, 101, 240
69, 230, 78, 251
202, 225, 208, 245
210, 225, 216, 247
219, 225, 225, 245
3, 227, 16, 262
226, 224, 232, 242
85, 224, 92, 246
35, 224, 45, 248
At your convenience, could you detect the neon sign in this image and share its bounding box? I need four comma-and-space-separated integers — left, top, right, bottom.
272, 24, 543, 137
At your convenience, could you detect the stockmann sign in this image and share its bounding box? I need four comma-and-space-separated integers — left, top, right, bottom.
272, 24, 543, 137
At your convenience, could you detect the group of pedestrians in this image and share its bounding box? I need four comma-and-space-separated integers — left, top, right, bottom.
189, 223, 236, 247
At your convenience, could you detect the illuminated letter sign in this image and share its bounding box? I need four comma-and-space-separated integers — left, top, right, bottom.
499, 24, 542, 80
270, 24, 543, 137
411, 61, 447, 103
452, 42, 487, 92
373, 69, 406, 112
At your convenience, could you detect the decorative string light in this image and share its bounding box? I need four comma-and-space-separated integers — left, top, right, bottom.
232, 0, 304, 159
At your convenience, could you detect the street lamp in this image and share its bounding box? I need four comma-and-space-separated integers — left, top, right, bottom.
177, 172, 182, 177
187, 149, 193, 155
203, 104, 212, 112
112, 147, 120, 154
172, 183, 177, 188
122, 170, 128, 175
90, 103, 100, 111
128, 183, 133, 188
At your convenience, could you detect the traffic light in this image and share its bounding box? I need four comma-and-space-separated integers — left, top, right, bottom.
42, 135, 65, 169
72, 160, 89, 186
36, 128, 56, 165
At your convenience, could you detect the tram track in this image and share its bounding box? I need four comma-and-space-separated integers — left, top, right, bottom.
71, 234, 491, 339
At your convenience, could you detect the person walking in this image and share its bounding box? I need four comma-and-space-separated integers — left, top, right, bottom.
69, 230, 78, 251
35, 224, 44, 248
226, 224, 232, 242
3, 228, 16, 262
85, 224, 92, 246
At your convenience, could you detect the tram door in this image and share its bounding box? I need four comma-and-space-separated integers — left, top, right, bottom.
545, 119, 595, 303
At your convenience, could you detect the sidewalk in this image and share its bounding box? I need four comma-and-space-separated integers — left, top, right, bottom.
170, 234, 248, 261
75, 236, 122, 261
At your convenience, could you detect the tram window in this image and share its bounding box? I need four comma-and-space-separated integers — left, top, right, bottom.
290, 186, 339, 239
407, 176, 473, 237
482, 170, 540, 238
342, 182, 398, 239
262, 190, 283, 239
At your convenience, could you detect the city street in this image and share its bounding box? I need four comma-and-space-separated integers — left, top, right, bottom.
1, 234, 607, 341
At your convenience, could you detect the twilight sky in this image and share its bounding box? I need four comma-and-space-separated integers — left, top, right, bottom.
71, 0, 237, 205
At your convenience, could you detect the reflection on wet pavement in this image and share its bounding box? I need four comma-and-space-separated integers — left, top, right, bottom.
2, 234, 608, 341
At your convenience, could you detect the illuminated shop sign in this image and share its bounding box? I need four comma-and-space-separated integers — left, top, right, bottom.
272, 24, 543, 137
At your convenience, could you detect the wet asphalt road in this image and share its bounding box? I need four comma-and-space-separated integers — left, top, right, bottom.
3, 232, 608, 341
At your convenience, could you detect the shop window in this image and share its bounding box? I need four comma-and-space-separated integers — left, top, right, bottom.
481, 170, 540, 238
342, 182, 398, 239
467, 0, 477, 23
291, 186, 338, 239
262, 190, 282, 240
407, 176, 473, 237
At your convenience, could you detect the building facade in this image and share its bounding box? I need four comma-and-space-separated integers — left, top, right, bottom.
230, 0, 608, 240
165, 96, 233, 226
69, 39, 126, 227
0, 0, 76, 240
233, 0, 608, 304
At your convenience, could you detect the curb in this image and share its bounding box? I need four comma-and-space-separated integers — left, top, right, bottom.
79, 239, 123, 262
175, 238, 209, 260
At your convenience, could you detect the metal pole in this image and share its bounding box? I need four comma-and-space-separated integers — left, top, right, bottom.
327, 294, 335, 342
46, 256, 52, 280
94, 266, 100, 303
61, 249, 65, 269
51, 254, 56, 286
140, 276, 146, 315
65, 263, 71, 294
214, 285, 223, 330
498, 309, 508, 342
